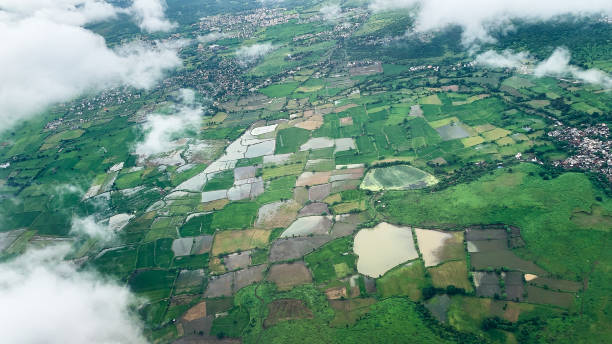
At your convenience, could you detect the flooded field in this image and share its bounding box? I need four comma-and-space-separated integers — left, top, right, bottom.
280, 216, 333, 237
353, 222, 418, 278
414, 228, 464, 267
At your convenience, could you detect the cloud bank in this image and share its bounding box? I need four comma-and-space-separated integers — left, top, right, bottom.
236, 43, 275, 66
0, 0, 179, 132
369, 0, 612, 46
476, 47, 612, 89
0, 245, 146, 344
135, 89, 203, 157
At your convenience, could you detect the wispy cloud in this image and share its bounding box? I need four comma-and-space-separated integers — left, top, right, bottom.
475, 50, 532, 69
135, 89, 203, 157
320, 4, 343, 21
71, 216, 115, 242
369, 0, 612, 46
476, 47, 612, 88
236, 42, 275, 67
0, 244, 146, 344
197, 32, 227, 44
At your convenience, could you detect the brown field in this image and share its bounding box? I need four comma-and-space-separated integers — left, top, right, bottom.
428, 260, 474, 292
267, 262, 313, 291
339, 117, 353, 126
329, 298, 376, 327
255, 200, 300, 229
470, 251, 546, 275
528, 276, 582, 292
293, 187, 309, 205
234, 265, 266, 292
323, 193, 342, 205
198, 199, 229, 212
211, 229, 271, 256
269, 236, 331, 262
335, 104, 358, 113
525, 285, 575, 309
204, 273, 233, 298
308, 183, 332, 201
298, 202, 330, 217
264, 299, 313, 328
325, 286, 347, 300
209, 257, 226, 274
294, 114, 324, 131
296, 171, 332, 187
183, 301, 207, 322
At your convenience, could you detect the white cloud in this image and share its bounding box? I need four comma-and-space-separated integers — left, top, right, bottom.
0, 2, 183, 133
71, 216, 115, 242
0, 244, 146, 344
197, 32, 227, 44
475, 50, 531, 69
476, 47, 612, 89
135, 89, 203, 157
236, 42, 275, 66
369, 0, 612, 46
0, 0, 119, 26
320, 4, 342, 21
130, 0, 176, 33
534, 47, 612, 88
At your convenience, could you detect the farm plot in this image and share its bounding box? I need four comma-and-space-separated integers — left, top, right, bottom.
264, 299, 313, 328
353, 223, 418, 278
472, 271, 501, 297
211, 229, 271, 256
377, 261, 429, 301
428, 260, 474, 292
503, 271, 525, 301
360, 165, 438, 191
269, 236, 331, 262
525, 285, 575, 309
308, 183, 331, 201
190, 235, 213, 255
267, 262, 313, 291
276, 128, 311, 155
255, 200, 300, 229
175, 269, 205, 294
435, 123, 471, 141
204, 273, 234, 298
224, 251, 251, 271
425, 294, 451, 323
296, 171, 331, 187
298, 202, 330, 217
329, 298, 377, 327
280, 216, 333, 237
414, 229, 464, 267
234, 265, 266, 292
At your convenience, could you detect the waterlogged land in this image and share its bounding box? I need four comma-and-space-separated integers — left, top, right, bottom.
1, 2, 612, 344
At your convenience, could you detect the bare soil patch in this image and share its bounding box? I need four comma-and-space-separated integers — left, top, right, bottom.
267, 262, 313, 291
269, 236, 331, 262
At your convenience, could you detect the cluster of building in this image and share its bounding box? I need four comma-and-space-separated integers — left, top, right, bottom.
548, 123, 612, 180
196, 8, 298, 39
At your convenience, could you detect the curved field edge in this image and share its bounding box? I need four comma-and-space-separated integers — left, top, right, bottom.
360, 165, 438, 191
378, 163, 612, 340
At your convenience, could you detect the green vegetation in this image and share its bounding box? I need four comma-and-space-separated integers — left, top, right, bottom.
305, 237, 356, 283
